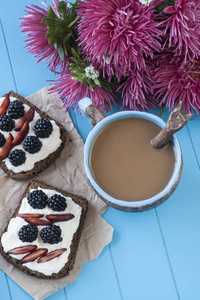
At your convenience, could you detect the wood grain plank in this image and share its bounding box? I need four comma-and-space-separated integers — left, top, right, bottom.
0, 0, 58, 96
7, 276, 33, 300
0, 270, 12, 300
187, 116, 200, 168
104, 207, 179, 300
2, 1, 200, 300
74, 106, 179, 300
66, 245, 122, 300
156, 114, 200, 300
45, 289, 67, 300
0, 18, 17, 94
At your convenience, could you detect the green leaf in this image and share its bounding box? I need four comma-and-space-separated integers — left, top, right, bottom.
57, 1, 68, 19
68, 17, 80, 29
48, 6, 57, 19
47, 33, 55, 44
88, 82, 94, 91
71, 48, 80, 59
41, 16, 48, 24
41, 0, 79, 56
94, 78, 101, 87
58, 46, 65, 61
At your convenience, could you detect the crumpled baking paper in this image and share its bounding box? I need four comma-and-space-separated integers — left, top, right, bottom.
0, 86, 113, 300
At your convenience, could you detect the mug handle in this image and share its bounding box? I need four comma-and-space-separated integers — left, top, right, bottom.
78, 97, 106, 127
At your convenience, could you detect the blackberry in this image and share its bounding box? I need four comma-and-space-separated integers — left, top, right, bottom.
27, 189, 48, 209
0, 133, 6, 147
34, 118, 53, 138
40, 225, 62, 244
18, 224, 38, 242
47, 194, 67, 212
0, 115, 15, 131
8, 149, 26, 166
8, 100, 25, 119
23, 135, 42, 154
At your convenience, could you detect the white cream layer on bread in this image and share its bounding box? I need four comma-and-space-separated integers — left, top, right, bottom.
0, 96, 62, 172
1, 188, 82, 276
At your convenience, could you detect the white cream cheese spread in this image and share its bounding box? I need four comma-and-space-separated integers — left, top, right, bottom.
1, 188, 82, 276
0, 96, 62, 173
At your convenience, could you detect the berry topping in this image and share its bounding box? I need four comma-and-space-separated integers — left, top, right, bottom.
47, 194, 67, 212
37, 248, 67, 263
25, 218, 53, 226
8, 149, 26, 166
0, 133, 6, 147
0, 133, 14, 161
23, 135, 42, 154
34, 118, 53, 138
18, 224, 38, 242
0, 94, 10, 116
0, 115, 15, 131
12, 121, 29, 147
40, 224, 62, 244
7, 245, 37, 255
20, 248, 48, 264
16, 213, 44, 219
14, 107, 35, 131
27, 189, 48, 209
8, 100, 25, 119
46, 213, 74, 223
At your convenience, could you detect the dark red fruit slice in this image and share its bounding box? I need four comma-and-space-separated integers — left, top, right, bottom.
12, 121, 29, 146
37, 248, 67, 263
20, 248, 48, 264
16, 213, 44, 219
46, 213, 75, 223
0, 133, 14, 160
14, 107, 35, 131
0, 94, 10, 116
25, 218, 52, 226
7, 245, 37, 254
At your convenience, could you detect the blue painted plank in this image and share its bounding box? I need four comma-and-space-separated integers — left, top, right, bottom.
7, 272, 67, 300
156, 122, 200, 300
73, 110, 93, 142
66, 245, 122, 300
187, 116, 200, 167
0, 270, 11, 300
0, 0, 59, 96
0, 18, 16, 94
103, 208, 179, 300
7, 276, 33, 300
74, 95, 123, 142
2, 2, 200, 300
45, 289, 66, 300
74, 106, 178, 300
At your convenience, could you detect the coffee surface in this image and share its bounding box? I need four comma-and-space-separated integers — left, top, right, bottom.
89, 118, 175, 202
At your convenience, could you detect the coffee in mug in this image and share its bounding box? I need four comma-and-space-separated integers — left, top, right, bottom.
89, 117, 175, 202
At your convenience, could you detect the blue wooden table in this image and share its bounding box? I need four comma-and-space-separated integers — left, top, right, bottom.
1, 1, 200, 299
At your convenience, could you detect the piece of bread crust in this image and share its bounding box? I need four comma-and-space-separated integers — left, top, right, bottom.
0, 180, 88, 279
0, 91, 68, 180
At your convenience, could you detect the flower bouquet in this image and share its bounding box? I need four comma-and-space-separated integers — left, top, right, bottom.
21, 0, 200, 114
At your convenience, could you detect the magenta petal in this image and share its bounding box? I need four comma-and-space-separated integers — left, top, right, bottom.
77, 0, 161, 81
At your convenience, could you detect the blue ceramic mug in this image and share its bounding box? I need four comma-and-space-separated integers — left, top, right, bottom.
79, 97, 183, 212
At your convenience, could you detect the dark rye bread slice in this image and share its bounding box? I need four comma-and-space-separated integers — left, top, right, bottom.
0, 180, 88, 279
0, 91, 68, 180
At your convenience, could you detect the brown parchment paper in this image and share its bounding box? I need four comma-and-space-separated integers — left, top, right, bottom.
0, 86, 113, 300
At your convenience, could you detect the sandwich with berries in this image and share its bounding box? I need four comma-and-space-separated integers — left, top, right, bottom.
0, 180, 88, 279
0, 91, 67, 180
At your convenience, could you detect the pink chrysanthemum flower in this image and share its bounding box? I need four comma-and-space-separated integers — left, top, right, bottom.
20, 1, 68, 73
117, 65, 159, 110
153, 50, 200, 113
161, 0, 200, 62
77, 0, 161, 81
50, 73, 117, 111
